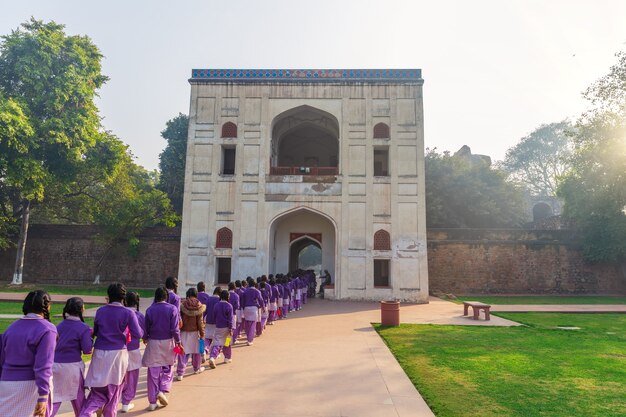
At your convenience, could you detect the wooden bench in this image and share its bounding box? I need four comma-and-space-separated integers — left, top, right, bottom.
463, 301, 491, 320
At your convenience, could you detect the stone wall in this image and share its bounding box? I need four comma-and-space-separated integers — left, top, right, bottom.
427, 229, 626, 295
0, 225, 180, 288
1, 225, 624, 294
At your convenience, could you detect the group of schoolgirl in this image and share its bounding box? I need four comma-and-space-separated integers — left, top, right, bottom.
0, 270, 316, 417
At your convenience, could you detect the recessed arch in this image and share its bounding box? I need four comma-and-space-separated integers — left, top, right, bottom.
270, 105, 340, 175
373, 122, 390, 139
532, 202, 553, 222
289, 237, 322, 272
221, 122, 237, 138
216, 227, 232, 248
268, 206, 337, 278
373, 229, 391, 250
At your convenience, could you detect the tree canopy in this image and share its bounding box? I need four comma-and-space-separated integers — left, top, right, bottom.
157, 113, 188, 216
0, 19, 177, 283
501, 121, 573, 197
425, 148, 528, 228
557, 51, 626, 263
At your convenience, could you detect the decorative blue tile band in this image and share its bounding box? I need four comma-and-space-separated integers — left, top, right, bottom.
190, 69, 422, 82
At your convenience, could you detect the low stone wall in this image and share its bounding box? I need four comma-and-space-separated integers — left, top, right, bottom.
0, 225, 180, 288
427, 229, 626, 295
1, 225, 624, 294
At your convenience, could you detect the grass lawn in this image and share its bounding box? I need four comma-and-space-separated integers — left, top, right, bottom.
455, 295, 626, 305
0, 284, 155, 298
375, 313, 626, 417
0, 301, 101, 316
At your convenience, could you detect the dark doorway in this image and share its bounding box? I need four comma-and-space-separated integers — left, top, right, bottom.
216, 257, 231, 284
289, 238, 321, 272
532, 202, 553, 222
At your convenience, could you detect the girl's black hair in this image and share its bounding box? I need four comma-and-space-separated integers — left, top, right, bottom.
241, 280, 248, 287
197, 281, 206, 292
260, 282, 266, 289
154, 286, 168, 303
228, 282, 236, 291
186, 287, 198, 298
126, 292, 140, 312
219, 290, 230, 301
23, 290, 52, 321
107, 282, 127, 304
165, 276, 178, 293
63, 297, 85, 322
213, 285, 222, 295
235, 280, 241, 288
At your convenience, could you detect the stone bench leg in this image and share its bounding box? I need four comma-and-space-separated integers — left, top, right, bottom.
484, 309, 490, 321
472, 307, 479, 320
464, 304, 469, 316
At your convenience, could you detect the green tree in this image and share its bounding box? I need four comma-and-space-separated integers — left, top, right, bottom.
0, 94, 34, 249
157, 113, 188, 215
0, 19, 107, 284
425, 148, 528, 228
501, 121, 573, 196
557, 51, 626, 263
32, 133, 179, 277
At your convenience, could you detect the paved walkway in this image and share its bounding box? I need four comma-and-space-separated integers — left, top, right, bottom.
7, 293, 622, 416
57, 298, 435, 417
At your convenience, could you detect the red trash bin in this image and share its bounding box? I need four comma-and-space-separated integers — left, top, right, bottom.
380, 300, 400, 326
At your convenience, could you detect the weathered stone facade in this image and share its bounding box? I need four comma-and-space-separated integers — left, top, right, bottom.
179, 69, 429, 302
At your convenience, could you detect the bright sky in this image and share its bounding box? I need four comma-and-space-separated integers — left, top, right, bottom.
2, 0, 626, 170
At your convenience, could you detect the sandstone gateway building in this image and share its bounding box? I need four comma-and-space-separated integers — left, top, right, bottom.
178, 69, 428, 302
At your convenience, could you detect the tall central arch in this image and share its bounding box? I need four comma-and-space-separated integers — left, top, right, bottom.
268, 207, 337, 279
270, 105, 340, 174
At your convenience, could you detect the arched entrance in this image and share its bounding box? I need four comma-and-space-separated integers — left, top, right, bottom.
289, 236, 322, 272
533, 202, 553, 222
270, 105, 340, 175
269, 207, 336, 278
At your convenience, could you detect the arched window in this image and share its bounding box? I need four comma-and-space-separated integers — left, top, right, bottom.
373, 123, 390, 139
373, 230, 391, 250
216, 227, 233, 248
221, 122, 237, 138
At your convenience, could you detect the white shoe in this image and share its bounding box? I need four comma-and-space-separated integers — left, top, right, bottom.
208, 358, 216, 369
175, 375, 183, 381
121, 403, 134, 413
157, 392, 169, 407
247, 341, 254, 346
224, 358, 232, 364
194, 366, 205, 374
148, 404, 158, 411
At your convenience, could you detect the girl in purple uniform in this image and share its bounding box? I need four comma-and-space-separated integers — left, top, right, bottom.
208, 290, 234, 368
164, 276, 181, 310
142, 286, 181, 411
268, 278, 279, 324
51, 297, 93, 417
241, 281, 264, 345
203, 286, 221, 352
79, 283, 143, 417
227, 282, 241, 339
120, 292, 145, 413
0, 290, 56, 417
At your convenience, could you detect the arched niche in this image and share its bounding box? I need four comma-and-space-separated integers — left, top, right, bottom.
270, 105, 339, 174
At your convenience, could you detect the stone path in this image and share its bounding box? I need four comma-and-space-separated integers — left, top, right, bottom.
57, 298, 435, 417
5, 292, 623, 417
